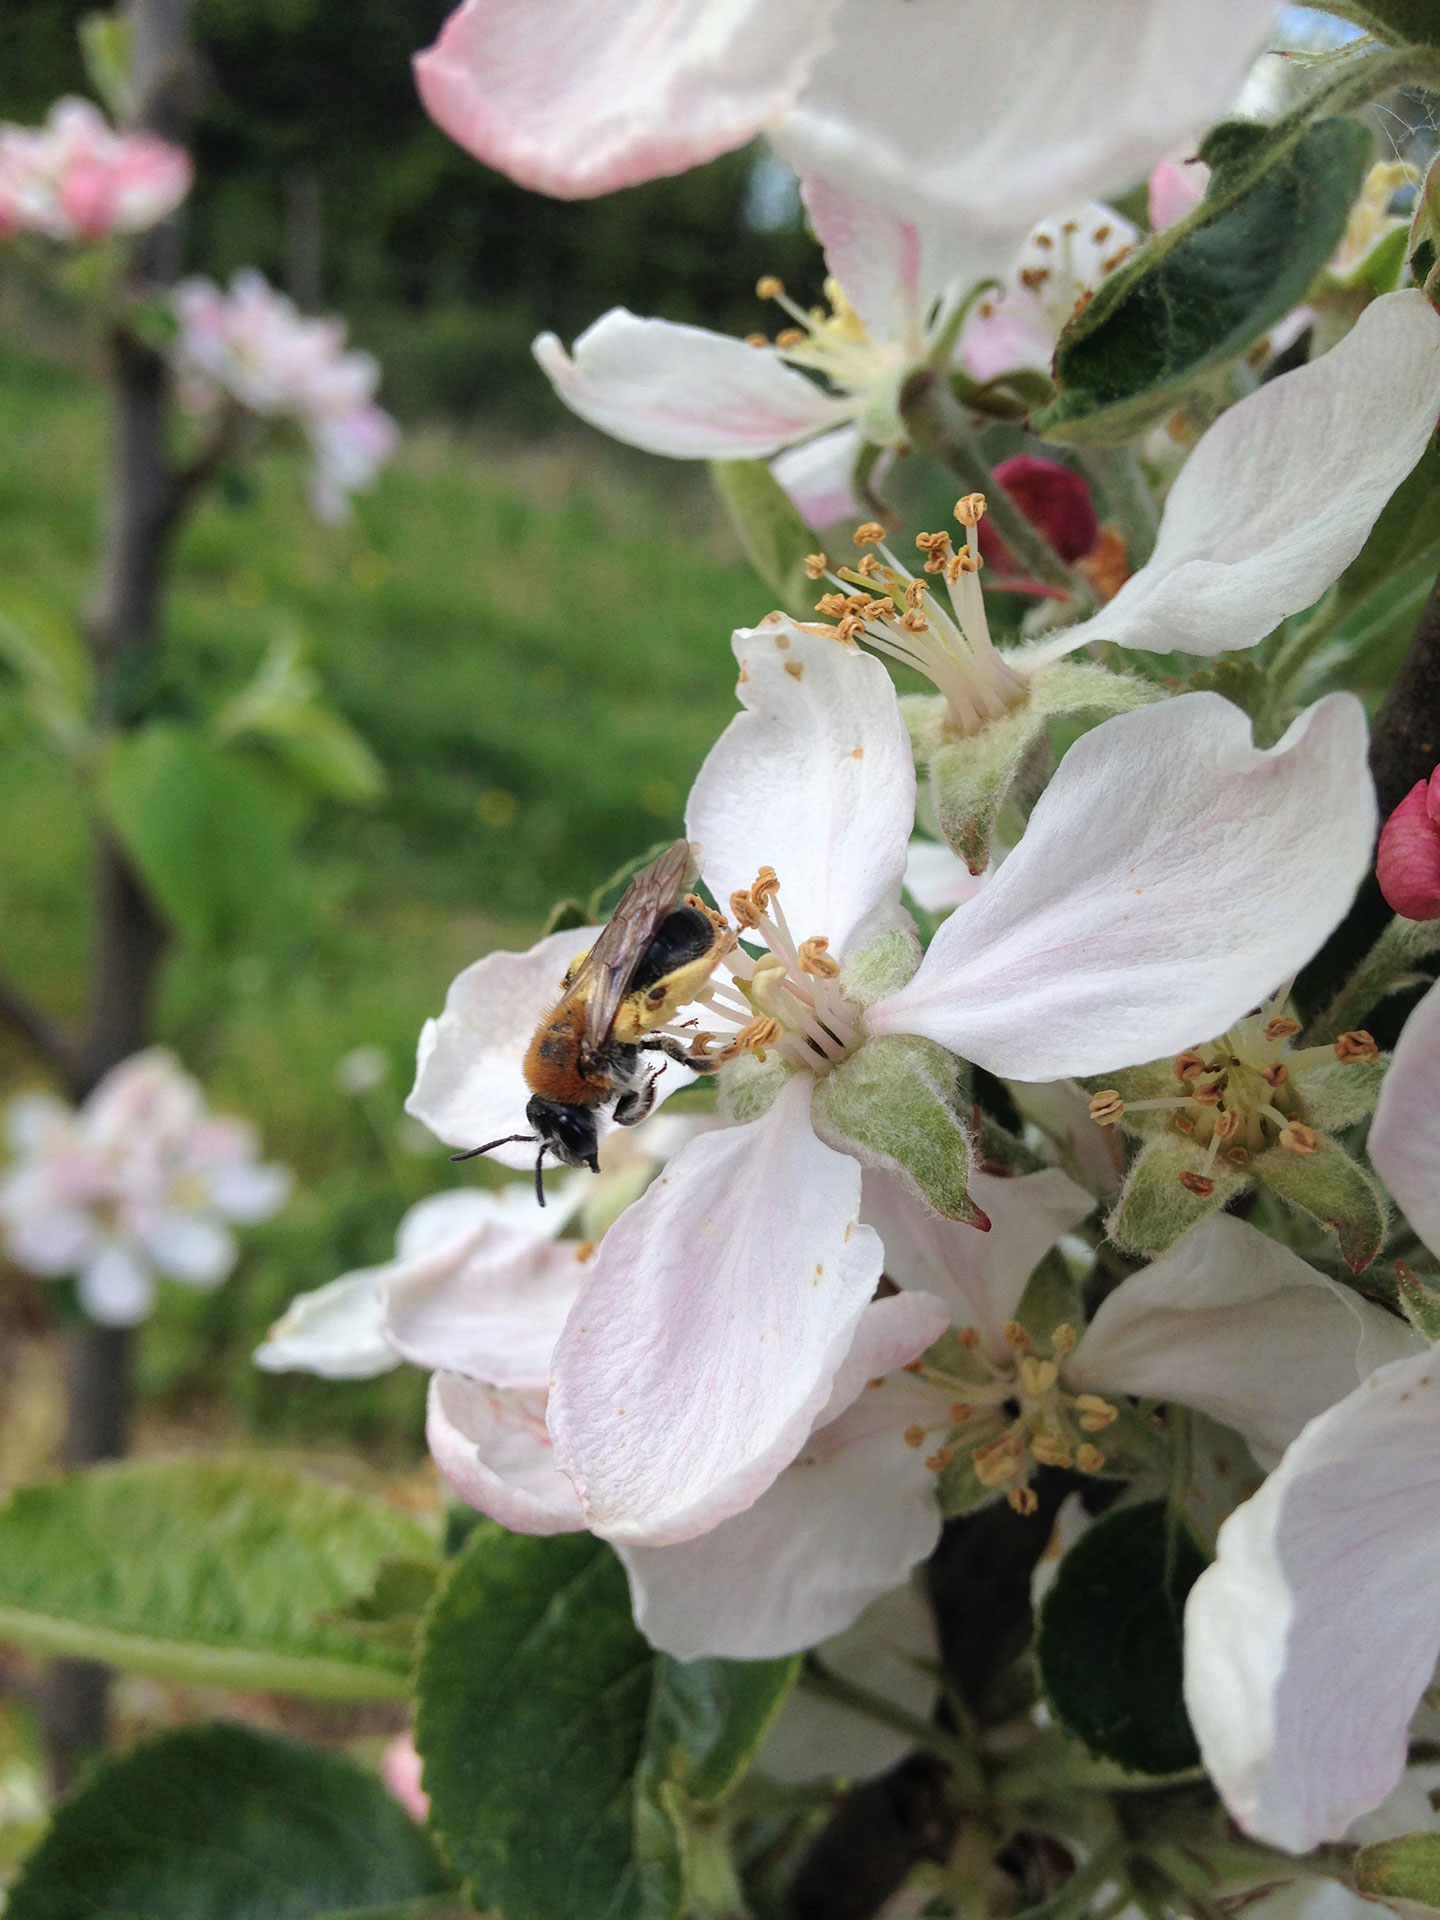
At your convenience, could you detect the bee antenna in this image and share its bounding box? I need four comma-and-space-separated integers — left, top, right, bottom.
450, 1132, 535, 1164
534, 1145, 548, 1208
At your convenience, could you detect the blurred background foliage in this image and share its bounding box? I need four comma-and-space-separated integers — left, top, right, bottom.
0, 0, 835, 1465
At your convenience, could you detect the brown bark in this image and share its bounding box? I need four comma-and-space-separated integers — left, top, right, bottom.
1370, 569, 1440, 819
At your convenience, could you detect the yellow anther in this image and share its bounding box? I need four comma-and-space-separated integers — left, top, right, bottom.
1335, 1030, 1380, 1064
574, 1240, 596, 1263
1279, 1122, 1321, 1156
1089, 1090, 1125, 1126
948, 549, 982, 577
1050, 1323, 1077, 1358
855, 552, 881, 579
1008, 1486, 1040, 1516
816, 591, 852, 619
956, 1326, 981, 1351
915, 530, 953, 574
1076, 1443, 1106, 1475
1191, 1078, 1225, 1107
899, 610, 929, 634
1214, 1108, 1243, 1142
798, 936, 841, 979
1074, 1394, 1118, 1433
854, 521, 887, 547
1264, 1061, 1289, 1087
1018, 1356, 1058, 1397
744, 332, 768, 348
925, 1446, 954, 1473
1003, 1321, 1032, 1351
973, 1432, 1026, 1487
709, 1016, 781, 1066
1178, 1170, 1215, 1197
1029, 1432, 1073, 1469
1264, 1016, 1302, 1042
903, 579, 927, 610
749, 867, 781, 912
775, 326, 806, 349
903, 1424, 927, 1449
954, 494, 987, 528
1173, 1050, 1207, 1082
804, 552, 828, 581
729, 888, 761, 930
756, 275, 785, 300
950, 1402, 975, 1424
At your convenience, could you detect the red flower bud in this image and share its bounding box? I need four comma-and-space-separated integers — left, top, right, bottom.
1377, 767, 1440, 921
977, 454, 1101, 570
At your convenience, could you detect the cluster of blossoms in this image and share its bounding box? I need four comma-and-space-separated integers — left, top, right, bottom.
2, 1049, 290, 1327
0, 96, 191, 245
171, 271, 399, 522
241, 0, 1440, 1899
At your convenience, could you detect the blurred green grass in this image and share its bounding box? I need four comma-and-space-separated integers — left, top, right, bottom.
0, 334, 771, 1447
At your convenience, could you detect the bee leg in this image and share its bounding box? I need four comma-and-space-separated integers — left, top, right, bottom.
613, 1072, 660, 1128
638, 1035, 705, 1069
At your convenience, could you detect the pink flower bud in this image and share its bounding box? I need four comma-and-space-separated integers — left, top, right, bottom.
380, 1731, 429, 1823
977, 454, 1101, 570
1377, 768, 1440, 920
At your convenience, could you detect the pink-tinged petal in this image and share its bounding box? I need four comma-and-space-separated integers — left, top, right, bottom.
815, 1290, 952, 1429
387, 1230, 586, 1388
78, 1243, 154, 1327
868, 694, 1376, 1080
533, 310, 850, 458
395, 1180, 583, 1259
802, 176, 921, 340
759, 1581, 940, 1784
414, 0, 841, 198
141, 1212, 235, 1286
254, 1266, 400, 1379
771, 424, 883, 532
1070, 1216, 1421, 1469
1184, 1350, 1440, 1851
686, 621, 915, 961
1148, 154, 1210, 231
960, 287, 1056, 383
862, 1166, 1092, 1362
1370, 979, 1440, 1260
1377, 775, 1440, 922
381, 1733, 429, 1824
548, 1075, 882, 1545
1052, 293, 1440, 660
406, 926, 598, 1168
774, 0, 1278, 267
620, 1372, 940, 1657
427, 1371, 585, 1534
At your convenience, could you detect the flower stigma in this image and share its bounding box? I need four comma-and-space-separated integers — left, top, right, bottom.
810, 497, 1028, 736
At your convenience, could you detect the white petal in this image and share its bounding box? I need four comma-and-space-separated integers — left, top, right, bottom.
862, 1166, 1093, 1361
207, 1161, 291, 1223
414, 0, 841, 199
903, 837, 987, 914
548, 1075, 882, 1545
533, 310, 851, 457
869, 694, 1376, 1080
1184, 1349, 1440, 1851
143, 1211, 236, 1286
427, 1372, 585, 1534
815, 1289, 952, 1430
394, 1179, 582, 1259
1370, 978, 1440, 1260
4, 1205, 97, 1276
686, 620, 916, 960
406, 925, 598, 1167
759, 1579, 940, 1784
253, 1266, 400, 1379
774, 0, 1279, 273
386, 1230, 586, 1388
1070, 1216, 1422, 1469
1055, 293, 1440, 659
620, 1373, 940, 1658
771, 424, 878, 531
78, 1242, 155, 1327
801, 176, 921, 341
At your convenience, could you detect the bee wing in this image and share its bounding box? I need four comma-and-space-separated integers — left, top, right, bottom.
567, 840, 697, 1055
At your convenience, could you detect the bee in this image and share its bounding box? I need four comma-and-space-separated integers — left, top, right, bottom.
459, 840, 728, 1201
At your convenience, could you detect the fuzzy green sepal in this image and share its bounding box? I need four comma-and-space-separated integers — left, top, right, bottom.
811, 1034, 985, 1225
1251, 1135, 1388, 1273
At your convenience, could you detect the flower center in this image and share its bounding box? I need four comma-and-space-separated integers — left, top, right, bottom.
678, 868, 862, 1077
900, 1320, 1117, 1514
1012, 210, 1136, 337
751, 272, 913, 404
809, 497, 1028, 736
1089, 993, 1380, 1198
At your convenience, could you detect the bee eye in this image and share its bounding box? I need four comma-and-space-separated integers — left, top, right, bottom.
647, 985, 667, 1006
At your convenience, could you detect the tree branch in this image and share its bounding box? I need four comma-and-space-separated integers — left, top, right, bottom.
0, 970, 77, 1080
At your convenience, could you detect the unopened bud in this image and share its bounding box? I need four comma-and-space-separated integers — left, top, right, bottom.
1377, 767, 1440, 921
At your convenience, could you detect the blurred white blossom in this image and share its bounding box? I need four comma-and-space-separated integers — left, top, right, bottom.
0, 97, 191, 244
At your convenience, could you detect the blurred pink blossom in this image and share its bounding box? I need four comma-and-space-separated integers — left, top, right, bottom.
0, 1049, 290, 1326
1148, 153, 1211, 231
171, 271, 398, 522
0, 97, 190, 243
381, 1732, 429, 1823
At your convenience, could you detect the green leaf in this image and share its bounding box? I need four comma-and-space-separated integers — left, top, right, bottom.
104, 721, 303, 950
0, 590, 94, 759
1331, 0, 1440, 46
1396, 1265, 1440, 1342
321, 1555, 442, 1651
5, 1723, 448, 1920
78, 10, 135, 121
812, 1034, 986, 1226
1037, 1501, 1206, 1776
1034, 114, 1372, 445
1356, 1832, 1440, 1907
709, 459, 819, 616
416, 1527, 796, 1920
0, 1458, 436, 1699
216, 633, 386, 805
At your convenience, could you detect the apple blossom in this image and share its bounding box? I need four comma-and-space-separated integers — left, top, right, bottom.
0, 97, 191, 244
410, 617, 1374, 1554
1184, 978, 1440, 1852
170, 271, 398, 523
0, 1049, 290, 1327
1377, 764, 1440, 921
414, 0, 1279, 286
820, 290, 1440, 868
960, 202, 1140, 386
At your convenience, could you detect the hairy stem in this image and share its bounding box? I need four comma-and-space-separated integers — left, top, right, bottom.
1304, 912, 1440, 1043
1078, 446, 1159, 568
